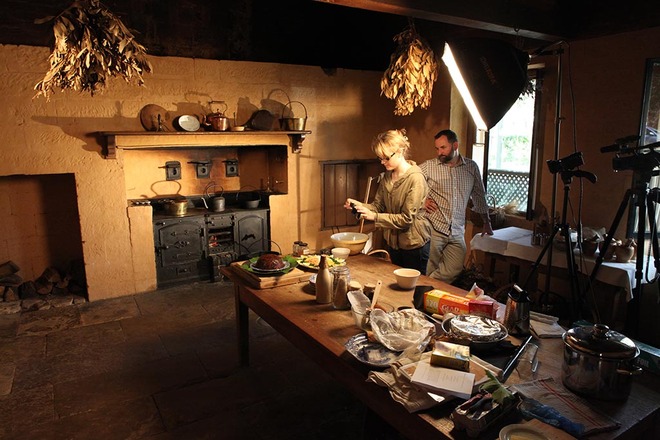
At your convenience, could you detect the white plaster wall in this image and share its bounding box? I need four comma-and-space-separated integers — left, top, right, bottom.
0, 44, 450, 301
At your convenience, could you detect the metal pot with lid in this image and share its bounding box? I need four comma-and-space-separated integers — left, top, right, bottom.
561, 323, 641, 400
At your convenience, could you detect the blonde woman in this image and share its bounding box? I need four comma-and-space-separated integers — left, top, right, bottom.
345, 129, 431, 272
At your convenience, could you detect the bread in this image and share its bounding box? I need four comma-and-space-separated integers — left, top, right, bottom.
255, 253, 285, 270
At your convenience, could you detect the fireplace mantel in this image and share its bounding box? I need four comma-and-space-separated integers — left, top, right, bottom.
101, 130, 311, 158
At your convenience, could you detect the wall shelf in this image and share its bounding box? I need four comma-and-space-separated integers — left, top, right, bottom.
101, 130, 311, 158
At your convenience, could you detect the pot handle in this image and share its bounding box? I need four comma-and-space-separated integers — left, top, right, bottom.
283, 101, 307, 119
208, 100, 228, 116
616, 366, 643, 376
204, 182, 224, 198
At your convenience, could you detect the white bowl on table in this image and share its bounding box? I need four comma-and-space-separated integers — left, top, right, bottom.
331, 247, 351, 260
393, 268, 421, 290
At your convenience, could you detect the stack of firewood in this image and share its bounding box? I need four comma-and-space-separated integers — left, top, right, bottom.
0, 260, 86, 303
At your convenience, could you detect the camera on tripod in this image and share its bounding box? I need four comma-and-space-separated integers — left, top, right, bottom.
612, 150, 660, 172
546, 151, 584, 174
600, 134, 660, 172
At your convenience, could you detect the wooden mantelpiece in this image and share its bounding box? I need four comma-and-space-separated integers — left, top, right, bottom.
102, 130, 311, 158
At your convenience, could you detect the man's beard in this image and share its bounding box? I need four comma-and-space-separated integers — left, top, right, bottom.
438, 149, 456, 163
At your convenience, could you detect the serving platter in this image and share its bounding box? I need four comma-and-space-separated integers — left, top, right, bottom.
241, 255, 297, 276
344, 332, 402, 368
296, 254, 345, 271
249, 260, 291, 273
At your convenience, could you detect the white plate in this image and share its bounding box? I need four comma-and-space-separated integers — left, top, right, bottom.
344, 333, 402, 368
499, 424, 549, 440
176, 115, 201, 132
249, 260, 291, 273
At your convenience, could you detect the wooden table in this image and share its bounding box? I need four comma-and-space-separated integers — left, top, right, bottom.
221, 254, 659, 440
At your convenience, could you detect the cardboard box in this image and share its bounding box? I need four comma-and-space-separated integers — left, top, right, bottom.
633, 339, 660, 376
431, 341, 471, 371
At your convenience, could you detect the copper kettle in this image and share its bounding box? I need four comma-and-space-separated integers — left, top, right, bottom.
203, 101, 230, 131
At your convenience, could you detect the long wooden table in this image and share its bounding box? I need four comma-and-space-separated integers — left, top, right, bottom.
222, 254, 659, 440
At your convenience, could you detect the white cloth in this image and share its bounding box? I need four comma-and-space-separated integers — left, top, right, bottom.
470, 227, 657, 301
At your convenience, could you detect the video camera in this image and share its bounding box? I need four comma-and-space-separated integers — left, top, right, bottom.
600, 135, 660, 172
547, 151, 584, 174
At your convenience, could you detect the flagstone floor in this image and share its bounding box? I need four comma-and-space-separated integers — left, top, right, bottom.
0, 280, 394, 440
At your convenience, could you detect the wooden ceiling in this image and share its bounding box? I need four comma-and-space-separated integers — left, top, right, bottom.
315, 0, 660, 43
1, 0, 657, 71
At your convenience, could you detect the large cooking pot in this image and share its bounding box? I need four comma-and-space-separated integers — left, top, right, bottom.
561, 324, 642, 400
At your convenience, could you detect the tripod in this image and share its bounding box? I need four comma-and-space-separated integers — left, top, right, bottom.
519, 168, 597, 324
589, 170, 660, 337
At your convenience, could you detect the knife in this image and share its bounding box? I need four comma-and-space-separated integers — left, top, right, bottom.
501, 335, 533, 382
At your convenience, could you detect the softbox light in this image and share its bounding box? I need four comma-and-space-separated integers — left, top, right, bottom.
442, 39, 530, 131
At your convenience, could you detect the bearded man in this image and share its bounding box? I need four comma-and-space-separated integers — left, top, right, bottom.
419, 129, 494, 283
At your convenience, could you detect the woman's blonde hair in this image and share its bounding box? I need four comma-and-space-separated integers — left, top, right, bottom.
372, 128, 410, 159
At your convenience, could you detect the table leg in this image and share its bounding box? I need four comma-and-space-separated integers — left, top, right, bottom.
234, 283, 250, 367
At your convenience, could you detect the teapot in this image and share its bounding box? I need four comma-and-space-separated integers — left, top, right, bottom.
202, 101, 230, 132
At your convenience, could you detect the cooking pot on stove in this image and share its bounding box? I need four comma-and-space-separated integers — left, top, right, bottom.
236, 186, 261, 209
561, 324, 642, 400
164, 197, 188, 216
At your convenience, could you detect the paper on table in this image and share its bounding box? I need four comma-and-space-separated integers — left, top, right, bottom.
530, 319, 566, 338
411, 361, 475, 400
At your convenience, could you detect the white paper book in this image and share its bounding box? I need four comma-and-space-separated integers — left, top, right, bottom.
411, 361, 475, 400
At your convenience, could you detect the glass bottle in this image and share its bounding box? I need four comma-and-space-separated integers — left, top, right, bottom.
315, 255, 333, 304
331, 265, 351, 310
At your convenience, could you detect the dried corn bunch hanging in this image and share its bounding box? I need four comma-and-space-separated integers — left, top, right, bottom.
34, 0, 152, 100
380, 21, 438, 116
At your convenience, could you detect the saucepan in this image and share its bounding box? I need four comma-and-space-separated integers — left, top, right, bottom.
163, 196, 188, 216
236, 186, 261, 209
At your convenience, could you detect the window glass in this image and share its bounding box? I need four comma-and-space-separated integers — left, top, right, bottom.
484, 78, 537, 213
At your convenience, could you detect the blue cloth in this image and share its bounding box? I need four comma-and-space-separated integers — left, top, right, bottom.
519, 397, 585, 437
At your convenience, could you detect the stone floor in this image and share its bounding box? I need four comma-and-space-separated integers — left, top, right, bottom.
0, 280, 375, 440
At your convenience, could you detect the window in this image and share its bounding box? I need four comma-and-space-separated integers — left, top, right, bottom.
321, 160, 381, 229
632, 57, 660, 238
474, 71, 542, 219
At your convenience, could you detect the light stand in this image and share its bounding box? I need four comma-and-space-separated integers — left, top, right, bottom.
535, 45, 565, 313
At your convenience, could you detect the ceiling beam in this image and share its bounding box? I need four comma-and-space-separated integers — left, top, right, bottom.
314, 0, 568, 42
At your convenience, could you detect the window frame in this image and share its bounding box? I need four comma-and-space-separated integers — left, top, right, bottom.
480, 68, 545, 220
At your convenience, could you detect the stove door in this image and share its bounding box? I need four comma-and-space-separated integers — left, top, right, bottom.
155, 218, 205, 267
234, 210, 269, 259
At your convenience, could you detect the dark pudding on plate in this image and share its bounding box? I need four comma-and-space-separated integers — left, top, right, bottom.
255, 253, 286, 270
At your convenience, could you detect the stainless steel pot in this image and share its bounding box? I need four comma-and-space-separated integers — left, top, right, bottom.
561, 324, 642, 400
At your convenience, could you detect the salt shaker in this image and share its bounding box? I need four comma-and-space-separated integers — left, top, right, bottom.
331, 266, 351, 310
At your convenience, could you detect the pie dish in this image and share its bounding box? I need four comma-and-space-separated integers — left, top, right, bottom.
344, 333, 402, 368
175, 114, 201, 132
499, 423, 549, 440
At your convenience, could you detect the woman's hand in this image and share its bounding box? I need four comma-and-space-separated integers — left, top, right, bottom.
344, 198, 375, 221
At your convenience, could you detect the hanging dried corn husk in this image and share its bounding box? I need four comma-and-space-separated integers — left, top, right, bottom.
380, 21, 438, 116
34, 0, 152, 100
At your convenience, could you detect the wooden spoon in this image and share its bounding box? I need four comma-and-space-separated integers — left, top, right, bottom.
370, 280, 382, 309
